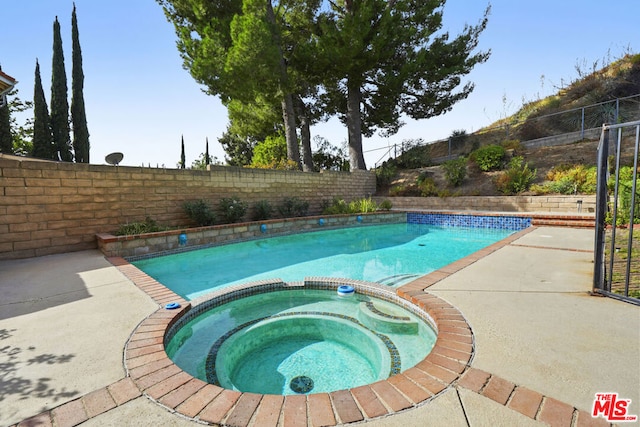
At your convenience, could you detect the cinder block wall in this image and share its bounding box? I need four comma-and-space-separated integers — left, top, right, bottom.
0, 155, 376, 259
376, 195, 596, 214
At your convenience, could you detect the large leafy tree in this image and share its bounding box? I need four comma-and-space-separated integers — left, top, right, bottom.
316, 0, 490, 170
51, 17, 73, 161
32, 60, 55, 160
158, 0, 309, 169
218, 127, 255, 166
71, 4, 90, 163
158, 0, 489, 171
5, 88, 34, 156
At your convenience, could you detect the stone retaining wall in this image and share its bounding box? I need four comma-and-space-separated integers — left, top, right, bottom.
0, 155, 376, 259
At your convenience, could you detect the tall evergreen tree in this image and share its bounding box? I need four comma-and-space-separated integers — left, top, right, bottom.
205, 137, 211, 166
317, 1, 490, 170
32, 60, 55, 160
71, 4, 90, 163
51, 16, 73, 161
157, 0, 309, 170
0, 66, 12, 154
180, 135, 186, 169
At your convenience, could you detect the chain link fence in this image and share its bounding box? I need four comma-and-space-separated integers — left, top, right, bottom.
371, 94, 640, 168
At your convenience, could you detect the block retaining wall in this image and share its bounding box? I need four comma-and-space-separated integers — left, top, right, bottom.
98, 212, 406, 259
376, 195, 596, 214
0, 155, 376, 259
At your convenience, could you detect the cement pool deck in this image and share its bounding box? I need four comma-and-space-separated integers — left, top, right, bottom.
1, 226, 638, 426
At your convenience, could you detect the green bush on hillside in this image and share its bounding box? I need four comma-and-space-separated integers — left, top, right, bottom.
472, 144, 506, 171
495, 156, 536, 195
531, 164, 597, 195
442, 157, 467, 187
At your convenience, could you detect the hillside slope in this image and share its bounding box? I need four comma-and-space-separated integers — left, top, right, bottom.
376, 54, 640, 197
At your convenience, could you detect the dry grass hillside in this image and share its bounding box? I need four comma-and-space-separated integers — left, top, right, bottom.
376, 53, 640, 197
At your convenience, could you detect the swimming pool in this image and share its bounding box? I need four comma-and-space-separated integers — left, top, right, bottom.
133, 222, 516, 300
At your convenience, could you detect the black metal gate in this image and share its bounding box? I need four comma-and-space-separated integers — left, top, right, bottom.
593, 121, 640, 305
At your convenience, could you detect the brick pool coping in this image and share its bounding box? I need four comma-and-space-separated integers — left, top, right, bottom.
12, 224, 611, 427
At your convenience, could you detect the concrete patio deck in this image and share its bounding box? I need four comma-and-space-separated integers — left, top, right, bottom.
1, 226, 638, 426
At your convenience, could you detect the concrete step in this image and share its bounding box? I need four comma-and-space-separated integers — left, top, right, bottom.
531, 215, 595, 228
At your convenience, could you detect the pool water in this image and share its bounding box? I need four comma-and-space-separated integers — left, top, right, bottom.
165, 289, 437, 394
134, 223, 513, 300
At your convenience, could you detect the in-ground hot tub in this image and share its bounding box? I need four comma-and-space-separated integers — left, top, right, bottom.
164, 279, 437, 395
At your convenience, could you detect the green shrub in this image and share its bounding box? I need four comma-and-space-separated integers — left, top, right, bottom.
348, 197, 378, 213
607, 167, 640, 225
115, 217, 169, 236
533, 164, 598, 195
376, 163, 397, 188
278, 197, 309, 217
218, 197, 248, 223
388, 185, 406, 196
472, 144, 506, 171
324, 197, 379, 214
323, 197, 351, 215
183, 199, 216, 226
418, 176, 439, 196
252, 200, 273, 221
378, 199, 393, 210
442, 157, 467, 187
495, 156, 537, 195
501, 139, 522, 150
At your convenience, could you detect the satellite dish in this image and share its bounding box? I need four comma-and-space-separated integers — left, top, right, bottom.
105, 152, 124, 166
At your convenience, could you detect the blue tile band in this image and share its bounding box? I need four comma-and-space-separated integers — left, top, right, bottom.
406, 212, 531, 230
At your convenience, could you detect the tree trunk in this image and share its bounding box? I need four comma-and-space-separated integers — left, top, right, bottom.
281, 95, 300, 167
299, 116, 313, 171
296, 97, 314, 172
346, 78, 367, 170
267, 0, 301, 169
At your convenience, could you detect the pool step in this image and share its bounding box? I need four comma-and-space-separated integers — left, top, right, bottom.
358, 302, 418, 334
376, 274, 421, 287
530, 214, 595, 228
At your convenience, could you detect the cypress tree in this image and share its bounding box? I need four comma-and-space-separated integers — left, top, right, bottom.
180, 135, 186, 169
51, 16, 73, 161
32, 60, 55, 160
0, 66, 12, 154
71, 4, 90, 163
205, 137, 210, 166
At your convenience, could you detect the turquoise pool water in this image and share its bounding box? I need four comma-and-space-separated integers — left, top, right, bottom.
133, 223, 513, 300
165, 289, 437, 395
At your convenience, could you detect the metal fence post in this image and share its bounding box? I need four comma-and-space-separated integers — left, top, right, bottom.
593, 125, 609, 292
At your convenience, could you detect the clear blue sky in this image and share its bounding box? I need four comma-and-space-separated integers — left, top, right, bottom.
2, 1, 638, 168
